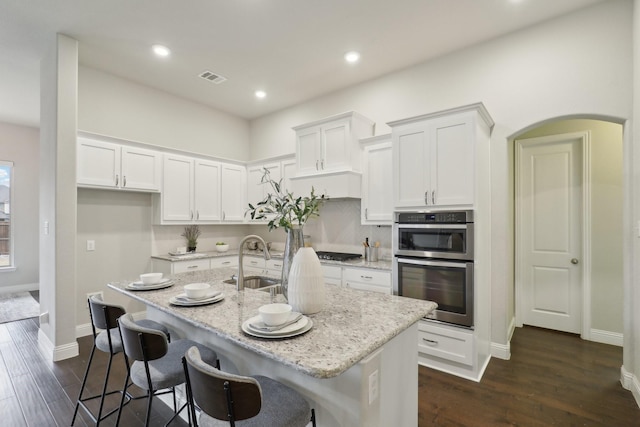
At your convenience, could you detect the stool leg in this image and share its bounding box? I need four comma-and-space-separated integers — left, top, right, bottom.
144, 389, 154, 427
94, 351, 115, 425
71, 343, 98, 425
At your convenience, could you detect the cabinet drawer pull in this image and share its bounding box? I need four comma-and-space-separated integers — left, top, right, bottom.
424, 191, 429, 205
187, 265, 199, 269
315, 160, 319, 170
320, 159, 324, 169
423, 338, 438, 345
221, 261, 231, 265
250, 261, 258, 265
196, 211, 200, 220
115, 174, 119, 187
431, 190, 435, 205
360, 275, 373, 280
123, 175, 127, 187
273, 263, 282, 268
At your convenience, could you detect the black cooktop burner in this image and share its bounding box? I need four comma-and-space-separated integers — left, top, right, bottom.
315, 251, 362, 261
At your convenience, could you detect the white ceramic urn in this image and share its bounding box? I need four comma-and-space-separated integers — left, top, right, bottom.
286, 247, 325, 314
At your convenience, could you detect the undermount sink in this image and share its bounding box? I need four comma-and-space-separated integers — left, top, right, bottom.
223, 276, 281, 292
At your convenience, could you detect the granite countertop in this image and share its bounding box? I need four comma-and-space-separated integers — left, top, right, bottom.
108, 267, 435, 379
151, 249, 392, 271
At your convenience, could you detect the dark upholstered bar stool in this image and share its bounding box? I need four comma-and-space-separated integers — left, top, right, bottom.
72, 294, 171, 426
116, 313, 219, 427
183, 346, 316, 427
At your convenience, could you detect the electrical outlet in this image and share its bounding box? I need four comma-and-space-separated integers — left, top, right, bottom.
368, 369, 379, 404
86, 240, 95, 251
86, 291, 103, 308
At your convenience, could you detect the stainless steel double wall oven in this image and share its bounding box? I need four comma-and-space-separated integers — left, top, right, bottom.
393, 210, 474, 328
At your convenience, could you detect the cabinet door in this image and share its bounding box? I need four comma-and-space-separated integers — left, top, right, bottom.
362, 141, 393, 224
77, 138, 120, 188
247, 162, 281, 207
163, 154, 194, 221
220, 163, 246, 222
296, 126, 322, 176
194, 159, 221, 221
121, 146, 161, 191
281, 157, 297, 193
321, 120, 350, 172
430, 116, 475, 206
393, 125, 430, 208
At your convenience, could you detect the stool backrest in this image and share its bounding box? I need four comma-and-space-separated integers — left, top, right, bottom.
118, 313, 168, 362
88, 294, 125, 330
185, 346, 262, 423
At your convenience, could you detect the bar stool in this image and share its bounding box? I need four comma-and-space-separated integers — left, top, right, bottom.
116, 313, 219, 427
72, 294, 171, 426
183, 346, 317, 427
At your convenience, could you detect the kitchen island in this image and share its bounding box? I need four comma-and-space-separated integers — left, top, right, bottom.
109, 268, 436, 426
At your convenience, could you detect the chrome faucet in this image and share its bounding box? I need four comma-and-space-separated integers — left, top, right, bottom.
237, 235, 271, 291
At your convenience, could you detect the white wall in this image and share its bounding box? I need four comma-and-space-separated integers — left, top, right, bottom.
249, 0, 634, 351
0, 121, 39, 290
78, 66, 251, 161
518, 119, 624, 334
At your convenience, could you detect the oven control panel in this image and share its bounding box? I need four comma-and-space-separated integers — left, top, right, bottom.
396, 210, 473, 224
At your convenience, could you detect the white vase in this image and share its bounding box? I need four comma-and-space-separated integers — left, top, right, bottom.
286, 247, 325, 314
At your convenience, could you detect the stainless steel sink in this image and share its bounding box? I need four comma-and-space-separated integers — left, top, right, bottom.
223, 276, 281, 292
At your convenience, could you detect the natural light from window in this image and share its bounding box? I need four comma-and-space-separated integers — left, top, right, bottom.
0, 161, 12, 268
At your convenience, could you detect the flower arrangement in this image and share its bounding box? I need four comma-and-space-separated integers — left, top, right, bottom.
246, 168, 327, 232
181, 224, 201, 249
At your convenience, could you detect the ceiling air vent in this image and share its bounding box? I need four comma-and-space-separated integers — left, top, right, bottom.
198, 70, 227, 84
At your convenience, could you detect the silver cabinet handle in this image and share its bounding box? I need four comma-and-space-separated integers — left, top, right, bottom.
365, 208, 368, 219
250, 261, 258, 265
423, 338, 438, 345
190, 210, 194, 220
360, 275, 373, 280
187, 265, 198, 269
123, 175, 127, 187
571, 258, 579, 265
424, 191, 429, 205
315, 160, 319, 170
222, 211, 226, 221
431, 190, 435, 205
321, 159, 324, 169
221, 261, 231, 265
196, 211, 200, 220
115, 174, 119, 187
272, 263, 282, 268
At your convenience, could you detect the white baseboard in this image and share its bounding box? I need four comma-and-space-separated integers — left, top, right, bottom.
37, 328, 79, 362
621, 365, 640, 408
0, 283, 39, 294
491, 317, 515, 360
76, 310, 148, 338
590, 328, 623, 347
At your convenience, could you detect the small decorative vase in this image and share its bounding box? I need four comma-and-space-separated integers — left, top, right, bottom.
287, 247, 325, 314
281, 226, 304, 299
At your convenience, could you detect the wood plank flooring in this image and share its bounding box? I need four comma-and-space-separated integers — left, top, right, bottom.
419, 326, 640, 426
0, 317, 638, 426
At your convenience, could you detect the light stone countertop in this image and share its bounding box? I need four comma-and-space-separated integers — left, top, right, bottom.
151, 249, 393, 271
108, 267, 435, 379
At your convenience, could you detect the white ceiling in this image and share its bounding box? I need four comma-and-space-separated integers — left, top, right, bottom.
0, 0, 604, 128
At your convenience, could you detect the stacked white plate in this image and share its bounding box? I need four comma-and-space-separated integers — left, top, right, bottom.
242, 312, 313, 339
126, 278, 174, 291
170, 291, 224, 307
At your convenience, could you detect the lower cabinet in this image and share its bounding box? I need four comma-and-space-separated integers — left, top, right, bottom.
322, 265, 342, 286
342, 267, 391, 294
152, 258, 211, 275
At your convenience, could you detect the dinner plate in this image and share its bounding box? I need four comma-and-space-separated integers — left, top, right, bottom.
242, 315, 312, 339
126, 280, 174, 291
169, 292, 224, 306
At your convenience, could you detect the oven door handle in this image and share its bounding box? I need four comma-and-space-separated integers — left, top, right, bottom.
395, 224, 468, 229
396, 257, 470, 268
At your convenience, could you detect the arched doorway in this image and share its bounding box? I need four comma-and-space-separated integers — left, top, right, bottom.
512, 118, 624, 345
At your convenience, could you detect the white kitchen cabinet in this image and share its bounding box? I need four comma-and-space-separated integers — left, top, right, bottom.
243, 255, 266, 275
342, 267, 391, 294
418, 320, 475, 370
293, 112, 374, 177
360, 135, 393, 225
220, 163, 246, 222
265, 258, 284, 276
77, 136, 160, 192
161, 154, 222, 222
152, 257, 211, 275
390, 104, 493, 209
321, 265, 342, 286
210, 256, 238, 269
246, 156, 295, 223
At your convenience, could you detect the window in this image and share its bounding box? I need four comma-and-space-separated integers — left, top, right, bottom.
0, 161, 12, 268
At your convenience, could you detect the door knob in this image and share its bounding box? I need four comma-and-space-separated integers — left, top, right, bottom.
571, 258, 579, 265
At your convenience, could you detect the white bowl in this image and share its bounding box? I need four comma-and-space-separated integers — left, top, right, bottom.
258, 303, 292, 326
140, 272, 163, 285
184, 283, 211, 300
216, 244, 229, 252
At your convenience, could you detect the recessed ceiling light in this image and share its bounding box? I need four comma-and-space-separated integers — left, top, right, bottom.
152, 44, 171, 57
344, 51, 360, 64
255, 90, 266, 99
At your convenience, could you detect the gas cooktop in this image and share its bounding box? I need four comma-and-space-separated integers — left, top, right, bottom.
315, 251, 362, 261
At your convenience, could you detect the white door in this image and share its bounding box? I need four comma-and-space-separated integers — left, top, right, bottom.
220, 164, 246, 222
77, 138, 120, 188
517, 134, 583, 334
194, 159, 221, 221
121, 146, 160, 191
163, 154, 194, 221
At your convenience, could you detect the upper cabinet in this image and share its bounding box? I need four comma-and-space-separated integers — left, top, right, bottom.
220, 163, 246, 222
389, 103, 493, 209
77, 136, 160, 192
247, 156, 296, 223
360, 135, 393, 225
293, 112, 374, 177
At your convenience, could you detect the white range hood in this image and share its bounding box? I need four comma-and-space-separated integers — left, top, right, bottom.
290, 170, 362, 199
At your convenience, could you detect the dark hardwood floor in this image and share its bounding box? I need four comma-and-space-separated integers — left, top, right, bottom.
419, 326, 640, 426
1, 317, 638, 426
